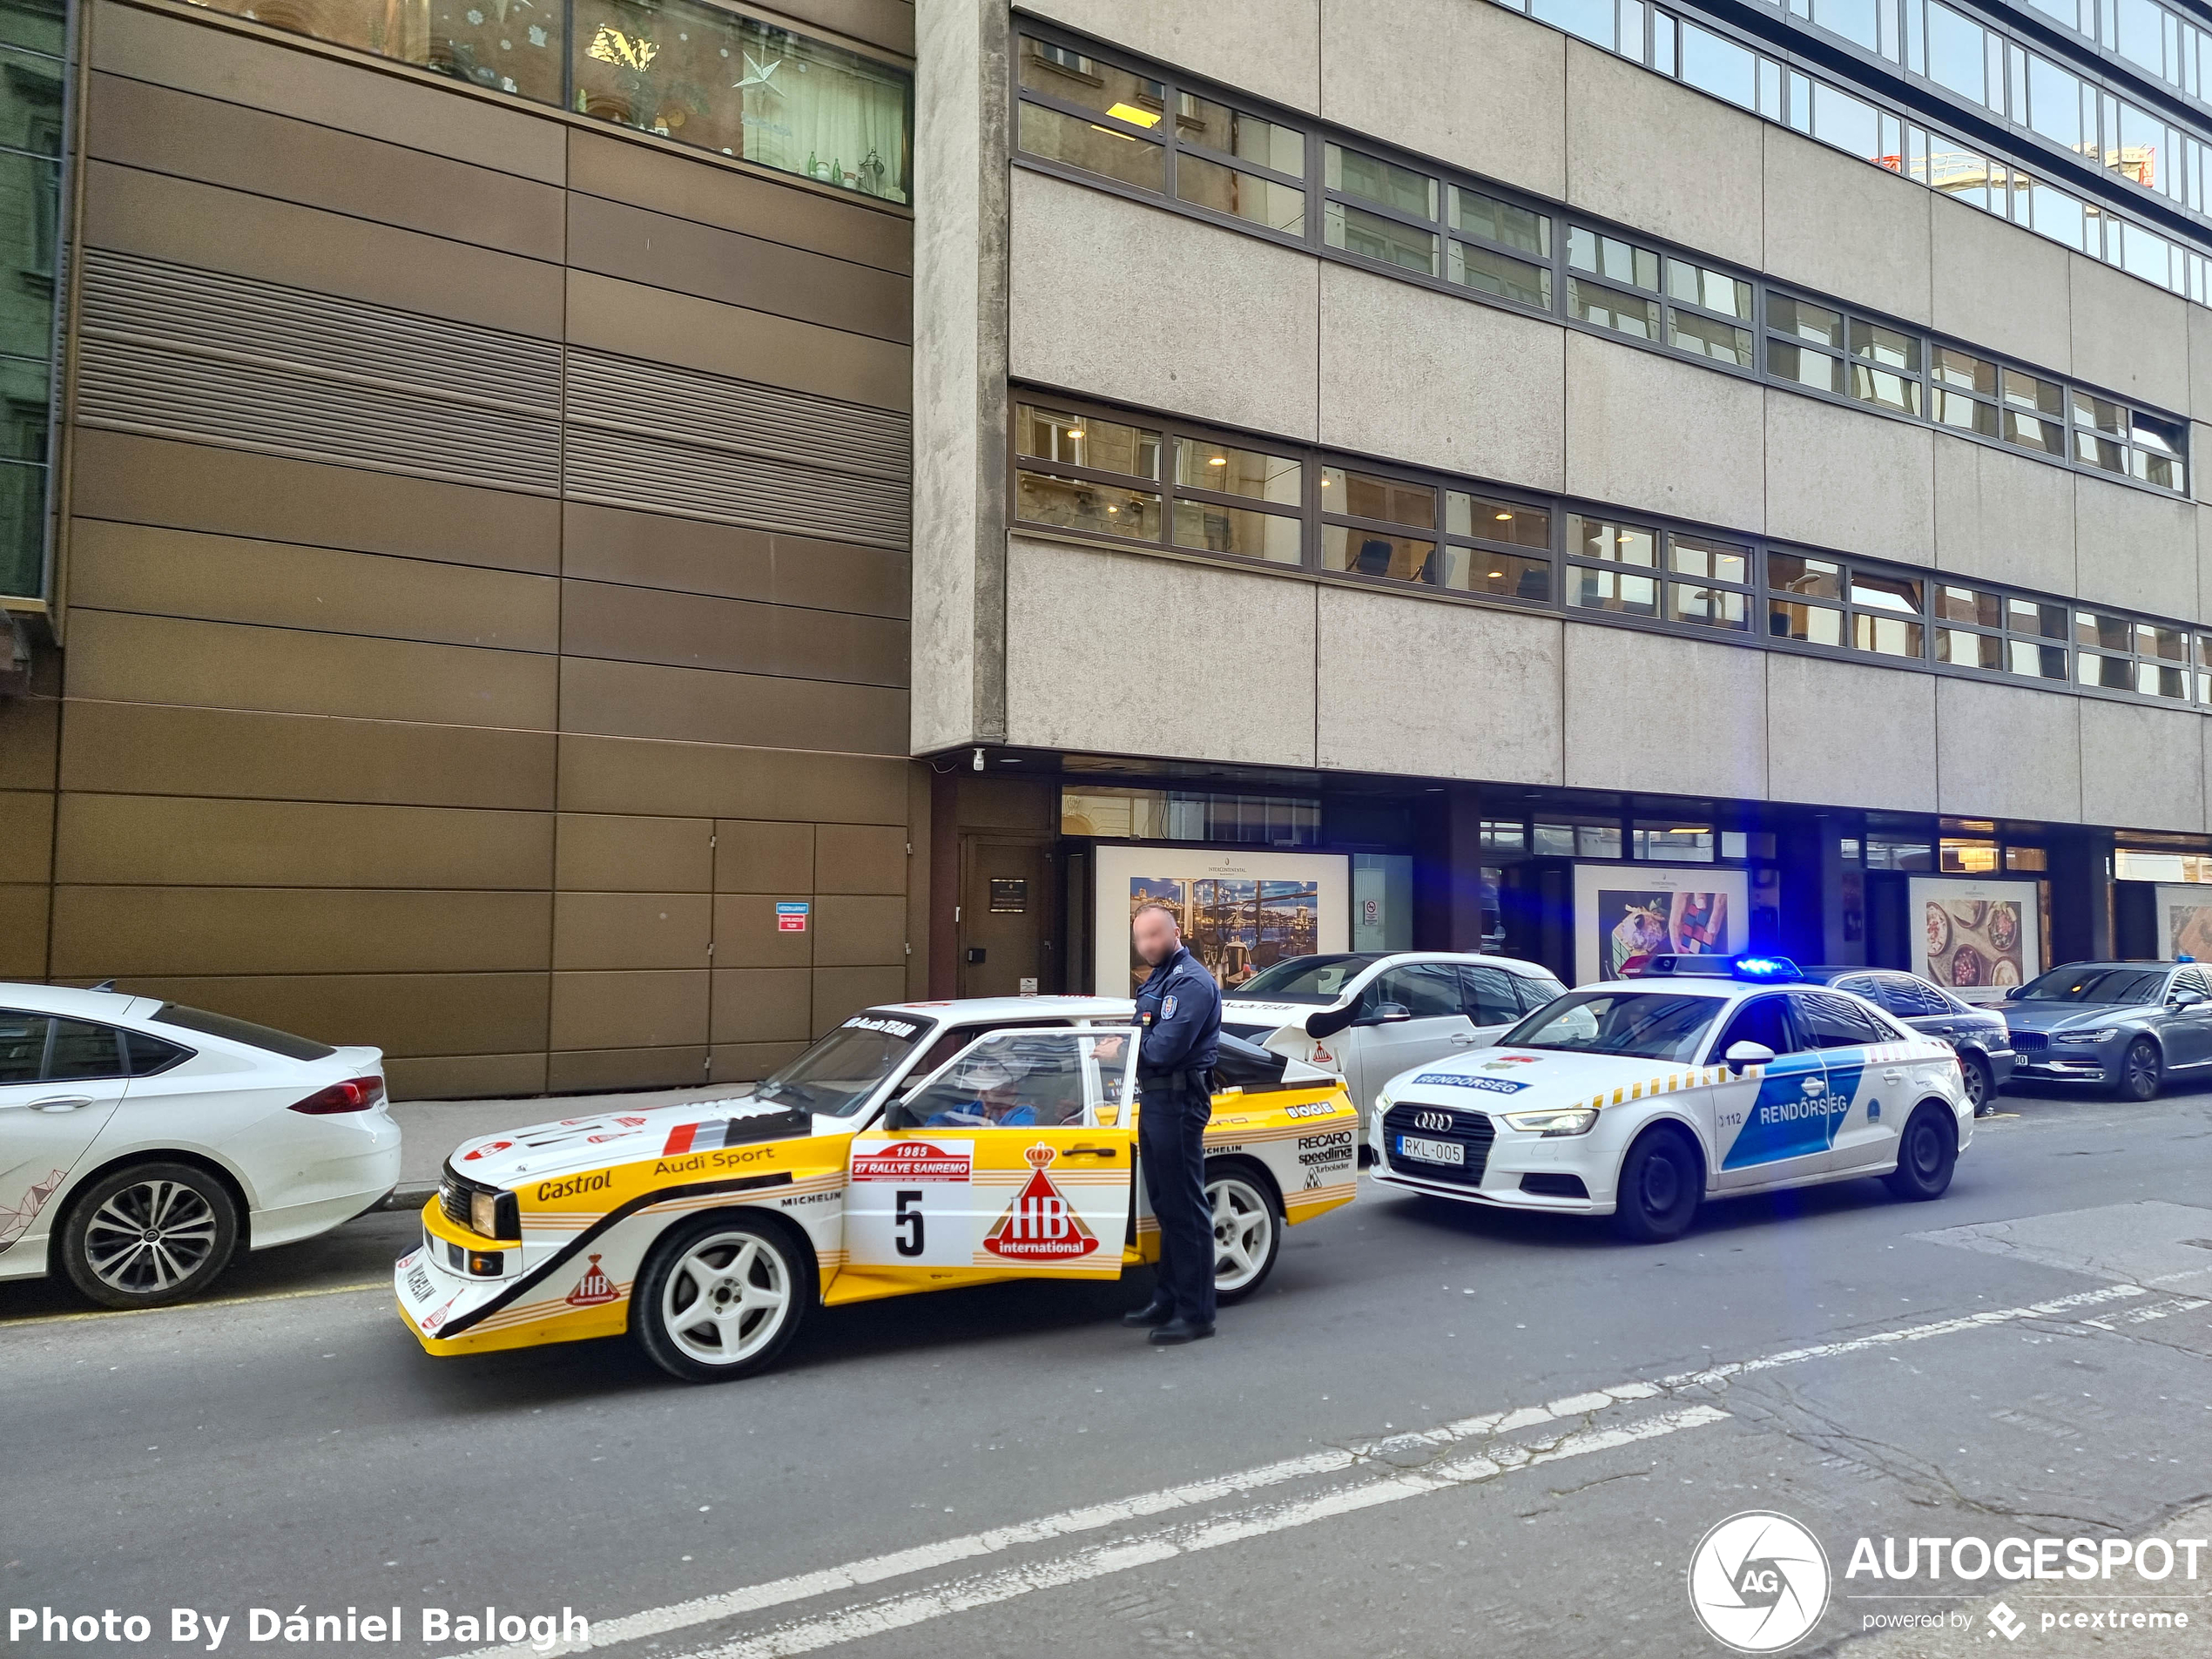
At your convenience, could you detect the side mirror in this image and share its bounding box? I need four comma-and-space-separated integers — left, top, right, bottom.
1356, 1001, 1413, 1027
1724, 1040, 1776, 1076
2173, 989, 2204, 1008
2003, 986, 2024, 1001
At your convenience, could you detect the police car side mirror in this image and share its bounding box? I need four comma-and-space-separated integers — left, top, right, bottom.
1724, 1040, 1775, 1075
1355, 1002, 1413, 1027
2173, 989, 2204, 1008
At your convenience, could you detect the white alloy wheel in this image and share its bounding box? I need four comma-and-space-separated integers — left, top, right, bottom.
1207, 1170, 1279, 1301
658, 1229, 793, 1368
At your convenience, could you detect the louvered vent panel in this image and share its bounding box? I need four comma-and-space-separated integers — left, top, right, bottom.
566, 349, 911, 483
78, 338, 562, 494
81, 249, 562, 413
563, 423, 910, 550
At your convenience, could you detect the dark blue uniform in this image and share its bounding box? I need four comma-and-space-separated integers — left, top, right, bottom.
1134, 945, 1222, 1324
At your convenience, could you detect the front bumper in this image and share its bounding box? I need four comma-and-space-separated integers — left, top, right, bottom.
2008, 1035, 2123, 1084
1367, 1109, 1616, 1213
395, 1202, 624, 1358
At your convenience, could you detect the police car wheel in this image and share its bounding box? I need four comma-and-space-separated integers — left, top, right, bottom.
2115, 1038, 2162, 1103
60, 1160, 239, 1309
1883, 1103, 1957, 1201
633, 1214, 812, 1384
1959, 1055, 1993, 1116
1610, 1128, 1702, 1244
1206, 1165, 1279, 1304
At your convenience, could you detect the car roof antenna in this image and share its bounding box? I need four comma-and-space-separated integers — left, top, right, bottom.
90, 979, 117, 992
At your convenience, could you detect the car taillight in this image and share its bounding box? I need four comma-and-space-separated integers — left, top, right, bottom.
290, 1076, 386, 1115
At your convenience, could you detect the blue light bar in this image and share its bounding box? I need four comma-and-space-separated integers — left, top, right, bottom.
1632, 954, 1803, 982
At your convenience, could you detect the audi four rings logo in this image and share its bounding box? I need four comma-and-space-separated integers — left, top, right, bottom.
1414, 1110, 1453, 1132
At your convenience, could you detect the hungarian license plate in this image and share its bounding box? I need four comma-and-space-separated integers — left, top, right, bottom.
1396, 1134, 1463, 1166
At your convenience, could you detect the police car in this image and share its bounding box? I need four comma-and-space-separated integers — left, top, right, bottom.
394, 998, 1359, 1382
1368, 957, 1972, 1241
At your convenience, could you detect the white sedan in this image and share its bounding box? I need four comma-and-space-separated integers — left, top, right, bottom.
1369, 957, 1972, 1241
0, 983, 401, 1306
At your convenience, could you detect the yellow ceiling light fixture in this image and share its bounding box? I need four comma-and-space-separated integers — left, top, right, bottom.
1207, 455, 1227, 466
1107, 101, 1162, 127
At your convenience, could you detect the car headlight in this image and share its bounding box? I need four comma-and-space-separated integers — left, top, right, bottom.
470, 1189, 503, 1236
2053, 1028, 2119, 1044
1500, 1106, 1599, 1137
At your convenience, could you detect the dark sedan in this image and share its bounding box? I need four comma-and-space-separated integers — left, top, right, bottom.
2002, 961, 2212, 1101
1801, 966, 2015, 1116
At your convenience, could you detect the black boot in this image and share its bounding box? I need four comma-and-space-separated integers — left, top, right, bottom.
1147, 1316, 1216, 1345
1121, 1297, 1176, 1328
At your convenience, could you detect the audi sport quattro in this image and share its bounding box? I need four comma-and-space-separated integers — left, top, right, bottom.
395, 1001, 1358, 1381
1368, 957, 1972, 1242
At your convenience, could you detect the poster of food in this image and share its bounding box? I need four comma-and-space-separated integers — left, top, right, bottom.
1572, 865, 1749, 987
2155, 885, 2212, 965
1908, 876, 2040, 1003
1091, 846, 1349, 995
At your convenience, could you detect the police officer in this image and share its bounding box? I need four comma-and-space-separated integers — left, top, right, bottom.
1120, 901, 1223, 1345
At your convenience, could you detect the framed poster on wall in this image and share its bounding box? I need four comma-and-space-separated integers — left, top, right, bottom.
1091, 846, 1349, 996
2155, 885, 2212, 963
1572, 865, 1749, 986
1909, 876, 2040, 1002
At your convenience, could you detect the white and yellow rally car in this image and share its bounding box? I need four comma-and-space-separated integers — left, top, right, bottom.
395, 998, 1358, 1381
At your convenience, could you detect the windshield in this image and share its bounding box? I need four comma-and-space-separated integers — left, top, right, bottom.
1496, 991, 1725, 1063
753, 1012, 928, 1115
1231, 954, 1386, 1003
2017, 967, 2169, 1006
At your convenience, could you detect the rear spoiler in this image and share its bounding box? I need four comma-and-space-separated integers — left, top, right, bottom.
1256, 999, 1356, 1069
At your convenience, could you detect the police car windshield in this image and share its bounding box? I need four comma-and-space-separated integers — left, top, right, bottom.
1497, 991, 1723, 1063
752, 1013, 927, 1116
1231, 954, 1387, 1003
2018, 967, 2169, 1005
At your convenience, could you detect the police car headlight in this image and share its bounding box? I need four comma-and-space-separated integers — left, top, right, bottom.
1500, 1106, 1599, 1137
2053, 1028, 2117, 1044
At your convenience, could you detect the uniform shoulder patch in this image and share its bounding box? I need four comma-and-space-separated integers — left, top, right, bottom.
1163, 994, 1178, 1018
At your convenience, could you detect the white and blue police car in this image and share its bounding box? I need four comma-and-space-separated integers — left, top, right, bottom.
1368, 956, 1973, 1241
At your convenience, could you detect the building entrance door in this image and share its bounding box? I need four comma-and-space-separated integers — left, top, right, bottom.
961, 838, 1056, 999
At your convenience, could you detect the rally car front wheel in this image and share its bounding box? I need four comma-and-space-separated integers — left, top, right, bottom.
1207, 1163, 1280, 1304
633, 1214, 813, 1384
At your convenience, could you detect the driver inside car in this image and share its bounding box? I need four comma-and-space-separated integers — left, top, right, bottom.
921, 1056, 1039, 1129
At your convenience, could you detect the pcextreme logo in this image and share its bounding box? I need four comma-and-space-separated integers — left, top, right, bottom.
1688, 1511, 1832, 1653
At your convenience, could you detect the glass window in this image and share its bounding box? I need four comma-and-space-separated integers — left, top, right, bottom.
2075, 428, 2128, 474
1174, 438, 1298, 504
1814, 0, 1879, 51
1324, 524, 1434, 582
1450, 185, 1549, 258
1021, 39, 1164, 127
0, 1009, 44, 1083
1768, 552, 1844, 599
1177, 93, 1303, 172
2076, 610, 2130, 651
2073, 391, 2128, 436
1575, 516, 1657, 565
1926, 2, 1989, 104
1854, 613, 1925, 657
1449, 241, 1551, 308
1794, 989, 1888, 1046
1681, 20, 1757, 107
2131, 410, 2187, 489
1448, 492, 1550, 547
1568, 227, 1660, 289
1769, 341, 1846, 393
1176, 152, 1305, 233
1770, 599, 1847, 645
1669, 534, 1750, 583
2002, 368, 2063, 415
1715, 995, 1808, 1057
1325, 199, 1438, 273
2078, 650, 2133, 690
1770, 297, 1844, 347
1671, 583, 1750, 629
1533, 0, 1619, 46
1811, 80, 1883, 159
1569, 279, 1661, 339
1851, 570, 1922, 614
1322, 466, 1433, 528
1460, 966, 1527, 1025
1933, 386, 2000, 436
2138, 622, 2190, 663
1445, 547, 1552, 600
1172, 501, 1300, 563
1017, 99, 1163, 191
1932, 347, 1997, 395
1570, 565, 1660, 616
892, 1028, 1109, 1130
1364, 963, 1465, 1019
1325, 142, 1437, 219
2117, 0, 2165, 74
1016, 471, 1163, 538
1015, 406, 1161, 477
122, 1031, 191, 1076
2007, 597, 2067, 638
1666, 259, 1752, 320
1937, 585, 2001, 627
571, 0, 914, 199
1632, 823, 1716, 861
1852, 361, 1922, 415
1500, 991, 1725, 1063
1672, 310, 1754, 366
2007, 637, 2068, 678
150, 1004, 337, 1062
46, 1019, 125, 1081
1939, 627, 2005, 668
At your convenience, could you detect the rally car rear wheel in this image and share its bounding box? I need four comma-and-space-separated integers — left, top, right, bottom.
634, 1214, 812, 1384
1207, 1166, 1279, 1304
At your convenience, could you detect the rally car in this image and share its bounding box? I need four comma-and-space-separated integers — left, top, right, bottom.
395, 997, 1359, 1381
1368, 957, 1972, 1241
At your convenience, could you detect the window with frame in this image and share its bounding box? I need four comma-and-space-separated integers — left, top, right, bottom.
1667, 533, 1754, 631
1322, 464, 1437, 583
1324, 143, 1440, 273
1444, 489, 1552, 601
1448, 184, 1552, 308
1566, 514, 1660, 617
1174, 92, 1307, 233
1566, 226, 1662, 341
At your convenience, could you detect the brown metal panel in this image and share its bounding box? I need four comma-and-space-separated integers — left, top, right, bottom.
709, 966, 812, 1043
388, 1051, 551, 1101
557, 656, 905, 754
70, 431, 561, 575
87, 970, 553, 1055
712, 894, 814, 968
708, 1041, 809, 1082
71, 522, 563, 651
567, 129, 908, 274
50, 887, 555, 976
84, 161, 564, 339
88, 0, 567, 183
0, 690, 57, 792
565, 194, 907, 344
812, 893, 906, 967
64, 610, 559, 730
813, 823, 907, 894
0, 790, 52, 885
554, 813, 713, 893
556, 734, 910, 821
54, 794, 555, 889
0, 884, 49, 978
564, 271, 909, 410
550, 891, 711, 970
809, 964, 907, 1034
561, 502, 907, 620
58, 703, 559, 810
548, 968, 710, 1049
547, 1043, 710, 1093
86, 74, 567, 260
559, 579, 907, 687
714, 819, 814, 894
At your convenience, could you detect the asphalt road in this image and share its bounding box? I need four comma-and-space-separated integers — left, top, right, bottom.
5, 1083, 2212, 1659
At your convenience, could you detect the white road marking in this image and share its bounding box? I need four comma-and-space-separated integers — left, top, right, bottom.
683, 1406, 1733, 1659
450, 1280, 2145, 1659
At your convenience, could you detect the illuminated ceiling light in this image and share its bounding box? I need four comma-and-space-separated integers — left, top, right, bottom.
1107, 101, 1162, 127
1064, 428, 1084, 438
1494, 509, 1513, 520
1207, 455, 1227, 466
1488, 570, 1505, 580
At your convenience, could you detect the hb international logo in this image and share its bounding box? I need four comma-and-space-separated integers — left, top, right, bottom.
1688, 1511, 1833, 1652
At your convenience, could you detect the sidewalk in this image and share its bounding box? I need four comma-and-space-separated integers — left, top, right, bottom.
376, 1080, 761, 1207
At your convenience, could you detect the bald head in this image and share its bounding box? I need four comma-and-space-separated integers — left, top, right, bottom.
1132, 902, 1181, 968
